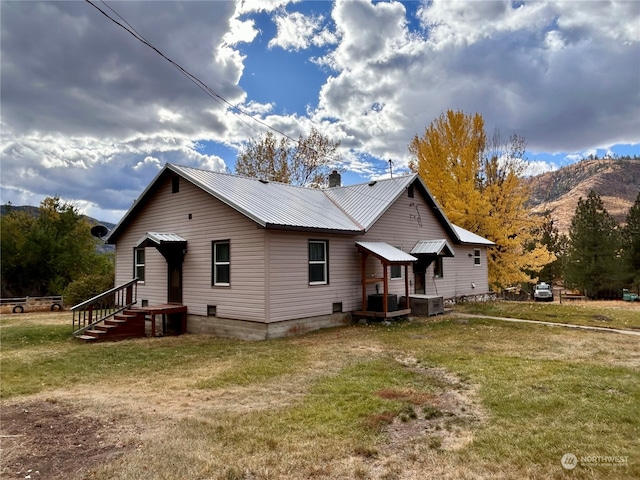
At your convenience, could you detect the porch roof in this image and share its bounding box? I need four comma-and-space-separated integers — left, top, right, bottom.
356, 241, 417, 263
136, 232, 187, 249
411, 239, 455, 257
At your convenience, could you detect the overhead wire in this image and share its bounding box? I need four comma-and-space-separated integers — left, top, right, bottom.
86, 0, 406, 176
86, 0, 299, 141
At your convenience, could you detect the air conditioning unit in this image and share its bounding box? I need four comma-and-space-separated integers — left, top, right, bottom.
427, 296, 444, 316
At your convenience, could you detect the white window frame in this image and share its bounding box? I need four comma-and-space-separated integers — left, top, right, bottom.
134, 247, 145, 283
309, 240, 328, 285
212, 240, 230, 287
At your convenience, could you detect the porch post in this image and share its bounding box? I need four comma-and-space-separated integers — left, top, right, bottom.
404, 264, 410, 310
382, 262, 388, 314
361, 252, 368, 312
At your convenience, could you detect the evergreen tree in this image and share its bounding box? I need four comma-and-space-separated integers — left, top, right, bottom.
565, 190, 621, 298
621, 192, 640, 293
532, 214, 569, 284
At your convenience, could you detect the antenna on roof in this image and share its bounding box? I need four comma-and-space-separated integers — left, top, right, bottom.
388, 159, 394, 178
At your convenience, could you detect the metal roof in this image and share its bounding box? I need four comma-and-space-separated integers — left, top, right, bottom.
356, 242, 417, 263
170, 164, 362, 233
107, 163, 494, 247
452, 225, 495, 245
136, 232, 186, 248
411, 239, 455, 256
324, 175, 416, 230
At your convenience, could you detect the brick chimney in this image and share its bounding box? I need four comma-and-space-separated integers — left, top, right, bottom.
329, 170, 341, 187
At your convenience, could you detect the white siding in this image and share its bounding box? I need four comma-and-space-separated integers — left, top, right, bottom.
114, 173, 267, 321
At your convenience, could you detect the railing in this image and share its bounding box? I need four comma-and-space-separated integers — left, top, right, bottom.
71, 279, 138, 335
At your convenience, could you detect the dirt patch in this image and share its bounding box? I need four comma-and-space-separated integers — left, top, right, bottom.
0, 399, 139, 480
383, 354, 486, 452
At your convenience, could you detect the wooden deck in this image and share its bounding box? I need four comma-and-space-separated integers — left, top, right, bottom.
129, 303, 188, 336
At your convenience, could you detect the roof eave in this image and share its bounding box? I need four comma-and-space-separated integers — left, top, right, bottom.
265, 223, 363, 235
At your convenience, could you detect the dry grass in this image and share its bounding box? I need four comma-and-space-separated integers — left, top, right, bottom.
1, 310, 638, 480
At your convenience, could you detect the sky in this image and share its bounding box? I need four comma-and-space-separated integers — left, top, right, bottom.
1, 0, 639, 224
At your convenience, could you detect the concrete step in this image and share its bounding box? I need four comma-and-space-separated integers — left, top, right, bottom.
76, 335, 97, 343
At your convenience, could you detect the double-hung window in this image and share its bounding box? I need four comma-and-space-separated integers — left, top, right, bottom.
474, 248, 481, 266
309, 240, 328, 285
212, 241, 230, 286
134, 248, 145, 282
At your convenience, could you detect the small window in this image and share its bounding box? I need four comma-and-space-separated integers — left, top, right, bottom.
172, 176, 180, 193
309, 240, 328, 285
207, 305, 217, 316
407, 185, 414, 198
212, 241, 230, 286
332, 302, 343, 313
134, 248, 145, 282
433, 256, 443, 278
390, 246, 402, 279
474, 248, 481, 266
390, 264, 402, 279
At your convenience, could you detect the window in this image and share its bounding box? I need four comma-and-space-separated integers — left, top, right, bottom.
134, 248, 145, 282
433, 256, 443, 278
212, 241, 230, 286
390, 246, 402, 278
390, 264, 402, 279
309, 240, 328, 285
172, 176, 180, 193
474, 248, 481, 266
407, 185, 414, 198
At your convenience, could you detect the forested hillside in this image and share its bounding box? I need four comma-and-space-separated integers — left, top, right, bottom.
527, 158, 640, 233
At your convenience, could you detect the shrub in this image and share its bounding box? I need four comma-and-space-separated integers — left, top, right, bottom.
63, 274, 114, 306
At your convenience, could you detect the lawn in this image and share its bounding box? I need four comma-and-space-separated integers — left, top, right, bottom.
1, 306, 638, 480
454, 298, 640, 330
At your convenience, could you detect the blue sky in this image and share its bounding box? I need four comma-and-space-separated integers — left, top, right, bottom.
1, 0, 639, 223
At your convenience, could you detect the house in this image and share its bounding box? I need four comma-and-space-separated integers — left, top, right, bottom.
105, 163, 494, 340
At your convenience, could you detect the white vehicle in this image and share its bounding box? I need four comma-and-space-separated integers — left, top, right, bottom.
533, 283, 553, 302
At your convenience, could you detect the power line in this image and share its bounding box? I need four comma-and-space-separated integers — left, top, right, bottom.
86, 0, 299, 142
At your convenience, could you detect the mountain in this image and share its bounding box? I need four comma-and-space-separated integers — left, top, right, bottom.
526, 158, 640, 234
1, 205, 116, 252
0, 205, 116, 231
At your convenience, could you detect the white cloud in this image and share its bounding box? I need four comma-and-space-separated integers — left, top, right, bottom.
1, 0, 638, 223
524, 160, 558, 177
310, 0, 640, 167
269, 11, 335, 51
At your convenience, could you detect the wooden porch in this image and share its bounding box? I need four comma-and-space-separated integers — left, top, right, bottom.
355, 242, 417, 320
71, 279, 187, 342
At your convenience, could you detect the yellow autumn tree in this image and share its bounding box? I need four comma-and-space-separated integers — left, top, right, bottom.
409, 110, 555, 291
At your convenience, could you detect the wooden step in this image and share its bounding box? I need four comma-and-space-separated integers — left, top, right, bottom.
106, 318, 127, 325
95, 324, 117, 331
85, 329, 107, 337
